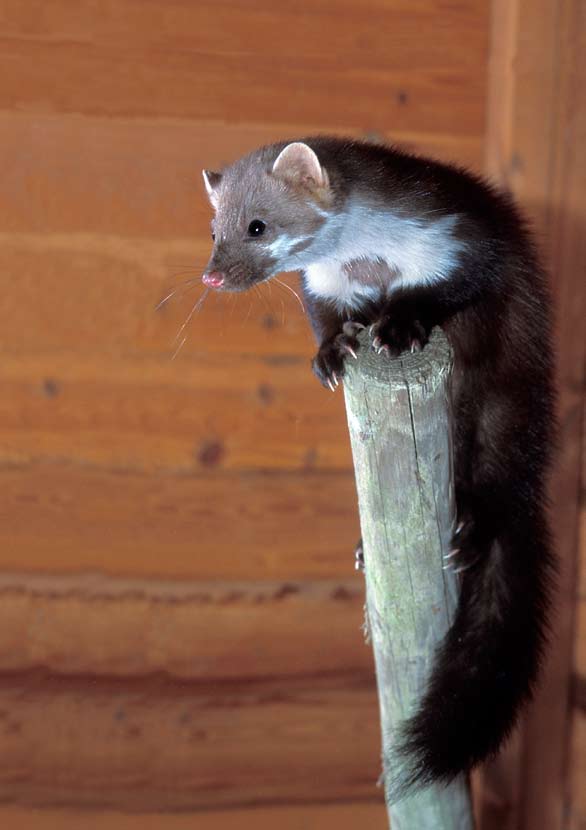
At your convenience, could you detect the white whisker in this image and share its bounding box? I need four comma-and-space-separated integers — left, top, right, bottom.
273, 277, 305, 313
155, 290, 177, 311
172, 288, 210, 347
171, 336, 187, 360
156, 277, 203, 310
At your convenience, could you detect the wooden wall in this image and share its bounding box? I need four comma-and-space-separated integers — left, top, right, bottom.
2, 0, 583, 828
0, 2, 489, 825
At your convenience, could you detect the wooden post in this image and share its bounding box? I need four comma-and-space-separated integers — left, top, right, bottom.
342, 327, 475, 830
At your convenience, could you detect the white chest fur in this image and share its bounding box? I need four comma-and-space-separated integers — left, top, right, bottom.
304, 203, 465, 311
305, 260, 383, 308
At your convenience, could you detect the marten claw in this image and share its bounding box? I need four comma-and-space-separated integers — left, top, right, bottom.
442, 547, 462, 571
312, 328, 362, 389
372, 336, 391, 355
445, 516, 487, 573
370, 314, 430, 356
443, 548, 461, 560
355, 539, 365, 571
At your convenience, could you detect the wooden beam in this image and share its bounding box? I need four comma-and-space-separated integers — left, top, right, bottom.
484, 1, 586, 828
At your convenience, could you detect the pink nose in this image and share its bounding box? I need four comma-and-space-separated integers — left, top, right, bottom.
202, 271, 225, 288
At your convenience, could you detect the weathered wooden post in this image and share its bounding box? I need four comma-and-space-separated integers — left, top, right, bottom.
342, 327, 475, 830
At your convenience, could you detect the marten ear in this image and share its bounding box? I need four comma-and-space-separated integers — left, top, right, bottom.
202, 169, 222, 209
272, 143, 329, 192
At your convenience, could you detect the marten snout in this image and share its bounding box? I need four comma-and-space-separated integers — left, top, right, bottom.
202, 271, 225, 288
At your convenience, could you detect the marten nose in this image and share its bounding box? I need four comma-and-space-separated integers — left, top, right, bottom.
202, 271, 225, 288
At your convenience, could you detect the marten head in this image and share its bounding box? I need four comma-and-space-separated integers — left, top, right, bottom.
202, 142, 336, 291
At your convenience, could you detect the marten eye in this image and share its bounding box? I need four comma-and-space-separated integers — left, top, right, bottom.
211, 232, 216, 241
248, 219, 266, 237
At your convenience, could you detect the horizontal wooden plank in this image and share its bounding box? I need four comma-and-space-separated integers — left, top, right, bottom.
0, 464, 360, 580
0, 235, 315, 360
0, 574, 370, 680
0, 114, 484, 242
0, 351, 352, 473
0, 42, 485, 136
0, 2, 487, 135
0, 803, 389, 830
0, 0, 486, 70
0, 670, 380, 811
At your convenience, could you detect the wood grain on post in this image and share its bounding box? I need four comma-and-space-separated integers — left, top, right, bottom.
342, 327, 475, 830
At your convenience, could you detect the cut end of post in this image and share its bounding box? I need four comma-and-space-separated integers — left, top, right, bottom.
343, 326, 453, 390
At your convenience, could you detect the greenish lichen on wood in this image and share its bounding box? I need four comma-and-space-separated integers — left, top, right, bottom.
343, 327, 475, 830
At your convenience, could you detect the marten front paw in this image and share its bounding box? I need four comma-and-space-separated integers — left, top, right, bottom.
312, 322, 363, 391
370, 311, 430, 357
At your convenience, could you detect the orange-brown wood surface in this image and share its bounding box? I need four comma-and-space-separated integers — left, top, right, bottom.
0, 0, 486, 133
0, 804, 388, 830
0, 465, 362, 579
0, 576, 370, 679
0, 670, 381, 811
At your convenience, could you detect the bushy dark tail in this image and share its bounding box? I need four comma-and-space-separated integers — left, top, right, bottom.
386, 513, 555, 801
